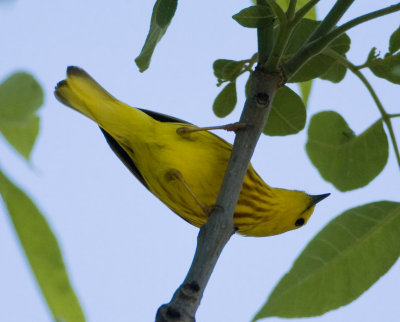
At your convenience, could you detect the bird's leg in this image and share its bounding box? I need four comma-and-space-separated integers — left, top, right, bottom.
167, 169, 212, 215
176, 122, 246, 136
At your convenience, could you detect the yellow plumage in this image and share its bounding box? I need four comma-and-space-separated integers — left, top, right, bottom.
55, 66, 328, 237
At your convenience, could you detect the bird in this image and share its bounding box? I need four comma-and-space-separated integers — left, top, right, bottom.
54, 66, 329, 237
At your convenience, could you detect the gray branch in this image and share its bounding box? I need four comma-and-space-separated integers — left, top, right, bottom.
155, 66, 282, 321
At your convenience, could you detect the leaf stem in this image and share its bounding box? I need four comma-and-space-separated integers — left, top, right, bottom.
308, 0, 354, 42
355, 62, 369, 70
329, 3, 400, 46
325, 49, 400, 170
265, 0, 323, 72
293, 0, 320, 25
264, 0, 301, 72
265, 0, 287, 25
265, 18, 290, 72
287, 0, 298, 20
266, 0, 321, 74
257, 11, 275, 64
283, 2, 400, 80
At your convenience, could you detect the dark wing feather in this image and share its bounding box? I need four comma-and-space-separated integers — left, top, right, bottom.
139, 108, 193, 125
100, 128, 149, 190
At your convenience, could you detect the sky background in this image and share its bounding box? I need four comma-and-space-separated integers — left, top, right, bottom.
1, 1, 400, 321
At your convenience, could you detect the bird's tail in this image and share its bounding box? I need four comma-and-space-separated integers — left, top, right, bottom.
55, 66, 117, 121
54, 66, 152, 135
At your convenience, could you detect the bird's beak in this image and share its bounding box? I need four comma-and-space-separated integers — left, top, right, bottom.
308, 193, 330, 208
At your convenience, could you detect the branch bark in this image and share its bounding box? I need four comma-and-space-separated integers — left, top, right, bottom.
155, 66, 282, 321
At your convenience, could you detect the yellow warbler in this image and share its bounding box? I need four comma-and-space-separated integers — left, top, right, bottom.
55, 66, 328, 237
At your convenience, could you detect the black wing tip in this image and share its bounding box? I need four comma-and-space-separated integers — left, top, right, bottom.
66, 66, 86, 77
54, 80, 67, 101
55, 79, 67, 90
55, 66, 85, 91
54, 79, 73, 107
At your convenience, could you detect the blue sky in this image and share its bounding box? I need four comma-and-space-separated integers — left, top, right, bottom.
1, 1, 400, 321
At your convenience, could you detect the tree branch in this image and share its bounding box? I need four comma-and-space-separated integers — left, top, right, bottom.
155, 66, 282, 322
153, 2, 400, 321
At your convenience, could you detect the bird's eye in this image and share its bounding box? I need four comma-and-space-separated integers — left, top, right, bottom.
295, 218, 305, 227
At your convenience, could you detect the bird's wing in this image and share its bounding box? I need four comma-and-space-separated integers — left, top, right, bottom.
138, 108, 193, 125
100, 109, 193, 190
100, 128, 149, 189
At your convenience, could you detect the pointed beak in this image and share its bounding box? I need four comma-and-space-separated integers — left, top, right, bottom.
308, 193, 330, 208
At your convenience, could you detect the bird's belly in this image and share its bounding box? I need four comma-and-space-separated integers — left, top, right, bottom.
134, 134, 230, 227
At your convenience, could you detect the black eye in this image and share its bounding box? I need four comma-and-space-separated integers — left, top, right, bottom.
295, 218, 305, 227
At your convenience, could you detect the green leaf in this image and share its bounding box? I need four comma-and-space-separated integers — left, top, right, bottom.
0, 72, 43, 160
389, 25, 400, 54
319, 60, 347, 83
0, 115, 39, 160
298, 80, 313, 106
155, 0, 177, 28
253, 201, 400, 320
0, 72, 43, 123
246, 77, 307, 134
284, 19, 350, 82
233, 5, 273, 28
306, 111, 388, 191
213, 59, 246, 83
367, 48, 400, 84
135, 0, 178, 72
212, 82, 237, 118
0, 169, 85, 322
263, 86, 306, 136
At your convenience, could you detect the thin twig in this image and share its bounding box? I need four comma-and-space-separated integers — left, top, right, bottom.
308, 0, 354, 42
283, 2, 400, 79
257, 0, 275, 65
324, 49, 400, 170
265, 17, 290, 72
265, 0, 320, 72
265, 0, 287, 25
287, 0, 298, 20
293, 0, 320, 25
